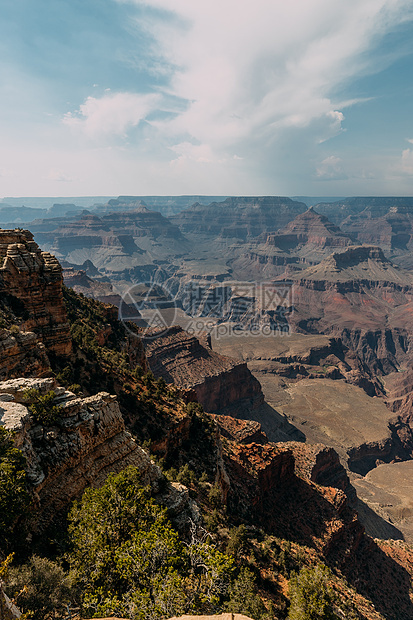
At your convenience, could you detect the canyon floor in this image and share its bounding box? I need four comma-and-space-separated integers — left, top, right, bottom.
212, 330, 413, 543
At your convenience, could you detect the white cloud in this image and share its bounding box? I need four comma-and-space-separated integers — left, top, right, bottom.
57, 0, 413, 193
63, 92, 160, 140
45, 168, 74, 182
130, 0, 411, 155
401, 148, 413, 175
169, 142, 216, 164
316, 155, 348, 181
0, 167, 15, 178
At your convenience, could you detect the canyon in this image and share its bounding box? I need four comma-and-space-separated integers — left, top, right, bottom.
4, 196, 413, 618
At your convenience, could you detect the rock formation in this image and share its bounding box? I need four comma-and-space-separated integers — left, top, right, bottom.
172, 196, 307, 239
0, 378, 198, 534
0, 329, 50, 380
314, 196, 413, 226
230, 207, 353, 281
0, 229, 72, 356
33, 207, 187, 278
270, 206, 352, 249
143, 326, 264, 412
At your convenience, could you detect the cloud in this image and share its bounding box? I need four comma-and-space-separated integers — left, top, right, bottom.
0, 168, 15, 179
129, 0, 411, 152
63, 92, 160, 140
45, 168, 74, 182
400, 148, 413, 175
316, 155, 348, 181
56, 0, 413, 193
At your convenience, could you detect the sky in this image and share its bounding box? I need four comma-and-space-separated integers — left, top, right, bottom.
1, 0, 413, 198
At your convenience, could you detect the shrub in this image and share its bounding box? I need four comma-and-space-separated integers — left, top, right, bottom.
68, 466, 235, 619
287, 565, 338, 619
7, 555, 74, 620
227, 524, 248, 557
225, 567, 272, 620
208, 482, 222, 508
23, 389, 62, 425
0, 427, 29, 547
176, 463, 196, 486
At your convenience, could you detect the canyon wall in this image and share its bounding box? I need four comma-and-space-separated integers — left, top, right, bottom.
0, 229, 72, 356
0, 378, 197, 534
144, 326, 264, 412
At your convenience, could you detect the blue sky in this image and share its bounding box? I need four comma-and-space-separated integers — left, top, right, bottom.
1, 0, 413, 197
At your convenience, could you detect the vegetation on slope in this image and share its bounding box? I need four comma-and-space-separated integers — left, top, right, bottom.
0, 286, 403, 619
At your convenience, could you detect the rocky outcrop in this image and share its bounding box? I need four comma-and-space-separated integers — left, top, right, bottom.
0, 378, 198, 534
314, 196, 413, 226
32, 207, 188, 277
269, 207, 352, 249
230, 209, 353, 281
294, 245, 413, 285
0, 229, 72, 356
282, 441, 352, 496
224, 442, 295, 518
289, 247, 413, 372
143, 326, 263, 412
211, 415, 268, 444
93, 195, 228, 217
0, 329, 50, 380
221, 438, 364, 562
40, 207, 184, 243
173, 196, 307, 239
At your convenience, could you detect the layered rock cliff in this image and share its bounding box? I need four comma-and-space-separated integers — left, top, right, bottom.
172, 196, 307, 239
0, 329, 50, 380
230, 208, 353, 281
0, 378, 197, 534
143, 326, 263, 412
314, 197, 413, 226
0, 229, 72, 357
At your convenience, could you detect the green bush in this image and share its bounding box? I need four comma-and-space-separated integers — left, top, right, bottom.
176, 463, 196, 486
7, 555, 74, 620
227, 524, 248, 557
68, 466, 235, 619
0, 427, 29, 547
225, 567, 272, 620
23, 389, 62, 425
208, 482, 222, 509
288, 565, 338, 620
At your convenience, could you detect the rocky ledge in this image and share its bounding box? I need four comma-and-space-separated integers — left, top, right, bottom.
0, 229, 72, 356
143, 326, 264, 412
0, 328, 50, 380
0, 378, 198, 534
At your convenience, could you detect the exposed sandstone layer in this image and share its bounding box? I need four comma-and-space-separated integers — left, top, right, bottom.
0, 378, 197, 534
288, 246, 413, 382
173, 196, 307, 239
0, 329, 50, 380
278, 207, 352, 247
34, 207, 188, 277
230, 208, 353, 281
144, 326, 263, 412
314, 196, 413, 226
281, 441, 352, 496
210, 414, 268, 445
222, 439, 364, 564
0, 229, 72, 356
